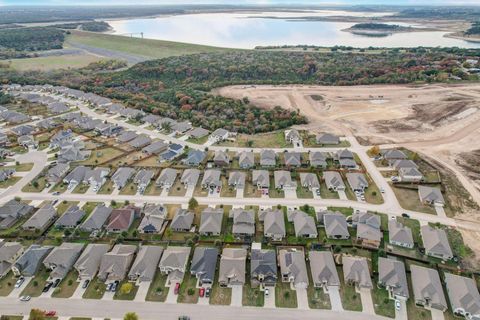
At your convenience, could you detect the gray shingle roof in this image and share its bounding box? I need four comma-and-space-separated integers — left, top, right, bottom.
309, 251, 340, 287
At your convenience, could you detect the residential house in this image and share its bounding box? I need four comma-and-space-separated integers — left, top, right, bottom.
190, 247, 218, 286
353, 212, 382, 249
46, 163, 69, 184
228, 171, 246, 189
138, 204, 167, 234
12, 245, 52, 277
218, 248, 247, 287
117, 131, 138, 143
22, 203, 57, 233
293, 212, 318, 238
316, 133, 340, 145
156, 168, 177, 190
208, 128, 229, 143
170, 209, 194, 232
230, 208, 255, 238
418, 186, 445, 207
201, 170, 222, 189
388, 221, 414, 248
112, 167, 135, 190
378, 257, 409, 300
346, 172, 369, 192
158, 246, 190, 285
399, 167, 423, 182
128, 246, 164, 283
323, 171, 346, 191
18, 135, 36, 149
74, 243, 110, 280
382, 149, 408, 161
54, 205, 85, 229
252, 170, 270, 191
142, 140, 168, 155
172, 121, 192, 134
274, 170, 296, 190
129, 135, 152, 149
11, 124, 34, 136
342, 256, 372, 289
199, 207, 223, 236
238, 151, 254, 168
185, 127, 209, 139
421, 225, 453, 261
95, 123, 122, 137
324, 212, 349, 239
391, 159, 418, 170
63, 166, 90, 189
261, 210, 286, 241
285, 129, 301, 145
43, 242, 84, 280
183, 150, 206, 166
300, 172, 320, 190
98, 244, 137, 283
85, 167, 110, 190
79, 205, 112, 232
251, 248, 277, 288
180, 169, 200, 189
444, 273, 480, 320
213, 150, 230, 166
309, 251, 340, 290
0, 200, 34, 229
284, 152, 301, 167
309, 151, 328, 168
279, 249, 308, 289
106, 207, 136, 233
0, 242, 24, 278
336, 149, 356, 168
260, 150, 276, 167
133, 169, 154, 194
411, 265, 447, 311
0, 169, 15, 182
47, 102, 69, 114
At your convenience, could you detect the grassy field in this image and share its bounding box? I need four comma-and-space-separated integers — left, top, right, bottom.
68, 30, 229, 60
8, 54, 101, 71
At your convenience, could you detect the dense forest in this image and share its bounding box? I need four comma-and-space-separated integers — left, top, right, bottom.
2, 48, 480, 133
349, 23, 405, 30
0, 27, 65, 52
53, 21, 111, 32
465, 22, 480, 35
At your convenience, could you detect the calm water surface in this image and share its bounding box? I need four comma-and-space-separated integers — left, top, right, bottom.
106, 11, 480, 49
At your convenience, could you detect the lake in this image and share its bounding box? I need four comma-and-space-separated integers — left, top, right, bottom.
106, 11, 480, 49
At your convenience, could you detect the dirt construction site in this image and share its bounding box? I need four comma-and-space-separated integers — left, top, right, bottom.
214, 83, 480, 214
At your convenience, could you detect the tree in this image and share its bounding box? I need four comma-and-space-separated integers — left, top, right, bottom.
120, 282, 134, 295
32, 181, 39, 189
123, 312, 138, 320
188, 197, 198, 210
369, 145, 380, 156
29, 309, 45, 320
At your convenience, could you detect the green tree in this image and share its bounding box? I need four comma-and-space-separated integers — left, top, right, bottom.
29, 309, 45, 320
188, 197, 198, 210
123, 312, 138, 320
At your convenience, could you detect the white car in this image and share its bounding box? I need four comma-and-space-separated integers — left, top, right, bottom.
265, 288, 269, 297
19, 295, 31, 302
14, 277, 25, 288
395, 300, 401, 311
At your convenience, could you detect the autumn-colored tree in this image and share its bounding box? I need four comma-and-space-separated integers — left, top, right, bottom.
120, 282, 133, 295
29, 309, 45, 320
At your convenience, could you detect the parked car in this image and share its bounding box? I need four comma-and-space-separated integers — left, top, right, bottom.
380, 187, 385, 193
401, 213, 410, 218
174, 282, 180, 295
265, 288, 269, 297
42, 282, 53, 293
52, 191, 60, 196
395, 300, 401, 311
19, 295, 31, 302
315, 188, 321, 196
82, 280, 90, 289
44, 311, 56, 317
205, 287, 211, 298
106, 283, 113, 292
53, 278, 61, 288
199, 287, 205, 297
14, 276, 25, 288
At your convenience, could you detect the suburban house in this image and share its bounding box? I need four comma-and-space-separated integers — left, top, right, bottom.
117, 131, 138, 143
218, 248, 247, 287
213, 150, 230, 166
129, 135, 152, 149
353, 212, 383, 249
382, 149, 408, 161
133, 169, 154, 194
336, 149, 356, 168
185, 127, 209, 140
111, 167, 135, 190
199, 207, 223, 236
323, 171, 346, 191
346, 172, 369, 192
238, 151, 254, 168
309, 251, 340, 290
128, 245, 164, 284
138, 204, 167, 234
170, 209, 194, 232
309, 151, 328, 168
284, 152, 302, 167
0, 200, 34, 229
279, 248, 308, 289
251, 247, 277, 288
98, 244, 137, 283
201, 170, 222, 189
142, 140, 168, 155
54, 205, 85, 229
0, 242, 24, 278
230, 208, 255, 238
300, 172, 320, 190
106, 207, 136, 233
399, 167, 424, 182
444, 273, 480, 320
420, 225, 453, 261
411, 265, 448, 312
158, 246, 191, 285
190, 247, 218, 286
316, 133, 340, 145
74, 243, 110, 281
180, 169, 200, 189
156, 168, 177, 190
208, 128, 229, 144
285, 129, 301, 145
228, 171, 246, 189
12, 245, 53, 277
63, 166, 90, 189
260, 149, 276, 166
293, 212, 318, 238
252, 170, 270, 190
388, 220, 414, 248
418, 186, 445, 207
323, 212, 349, 239
85, 167, 110, 190
22, 203, 57, 233
46, 163, 70, 184
43, 242, 84, 280
378, 257, 409, 301
391, 159, 418, 170
95, 123, 122, 137
79, 205, 112, 232
183, 150, 206, 166
261, 209, 286, 241
274, 170, 297, 190
342, 256, 373, 289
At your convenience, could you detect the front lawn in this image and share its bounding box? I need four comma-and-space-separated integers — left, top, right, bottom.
0, 271, 16, 296
20, 266, 50, 297
337, 267, 362, 312
242, 281, 264, 307
177, 268, 199, 304
114, 281, 139, 300
372, 277, 395, 318
209, 283, 231, 305
146, 272, 168, 302
275, 281, 297, 308
82, 277, 106, 299
52, 270, 79, 298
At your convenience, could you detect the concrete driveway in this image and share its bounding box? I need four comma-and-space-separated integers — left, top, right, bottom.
429, 308, 445, 320
284, 188, 297, 199
230, 285, 243, 307
8, 277, 32, 298
236, 188, 244, 198
134, 282, 151, 302
264, 289, 275, 308
312, 188, 322, 199
185, 185, 195, 198
395, 300, 407, 320
338, 190, 348, 200
296, 288, 309, 310
358, 288, 374, 314
434, 205, 447, 218
71, 282, 87, 299
165, 284, 178, 304
328, 286, 343, 311
102, 290, 115, 301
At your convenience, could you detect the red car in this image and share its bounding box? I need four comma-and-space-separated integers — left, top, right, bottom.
174, 282, 180, 295
199, 287, 205, 297
44, 311, 56, 317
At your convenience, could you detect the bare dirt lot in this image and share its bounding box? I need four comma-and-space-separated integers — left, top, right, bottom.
214, 83, 480, 215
